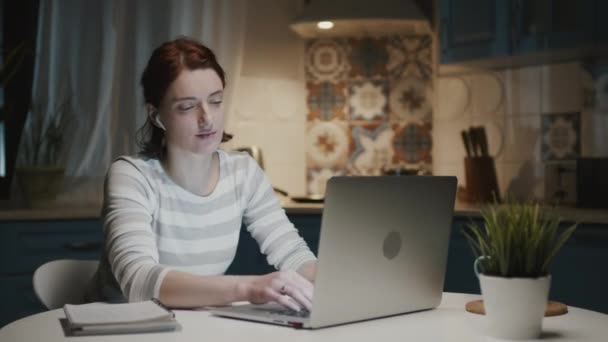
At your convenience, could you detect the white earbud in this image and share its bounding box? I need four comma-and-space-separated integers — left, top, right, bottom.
153, 113, 166, 131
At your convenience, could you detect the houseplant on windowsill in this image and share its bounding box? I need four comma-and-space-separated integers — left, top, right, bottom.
464, 200, 577, 340
16, 99, 73, 208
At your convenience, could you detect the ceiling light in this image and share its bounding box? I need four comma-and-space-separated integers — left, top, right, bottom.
317, 21, 334, 30
290, 0, 430, 38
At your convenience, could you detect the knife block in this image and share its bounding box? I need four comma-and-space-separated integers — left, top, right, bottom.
464, 156, 500, 203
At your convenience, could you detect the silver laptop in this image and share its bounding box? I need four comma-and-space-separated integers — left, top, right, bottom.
210, 176, 457, 329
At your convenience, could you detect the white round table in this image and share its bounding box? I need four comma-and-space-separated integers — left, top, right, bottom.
1, 293, 607, 341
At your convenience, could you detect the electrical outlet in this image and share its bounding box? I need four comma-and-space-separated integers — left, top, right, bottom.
544, 161, 577, 205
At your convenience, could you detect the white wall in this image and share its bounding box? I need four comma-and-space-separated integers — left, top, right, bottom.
434, 62, 606, 201
227, 0, 308, 195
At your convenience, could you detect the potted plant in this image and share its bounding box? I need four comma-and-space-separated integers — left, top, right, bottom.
16, 99, 73, 208
464, 200, 577, 340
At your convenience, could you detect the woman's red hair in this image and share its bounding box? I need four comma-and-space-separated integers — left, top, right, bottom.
137, 37, 232, 159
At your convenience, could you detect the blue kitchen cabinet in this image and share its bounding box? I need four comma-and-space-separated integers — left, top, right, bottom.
0, 219, 103, 327
597, 1, 608, 45
513, 0, 595, 54
444, 217, 481, 294
440, 0, 511, 63
440, 0, 601, 63
226, 214, 321, 276
291, 214, 322, 255
0, 274, 45, 327
549, 223, 608, 314
225, 225, 275, 276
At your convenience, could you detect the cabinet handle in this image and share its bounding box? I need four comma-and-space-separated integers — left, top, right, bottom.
63, 241, 101, 251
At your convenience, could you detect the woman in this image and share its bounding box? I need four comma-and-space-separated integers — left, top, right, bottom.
86, 37, 316, 312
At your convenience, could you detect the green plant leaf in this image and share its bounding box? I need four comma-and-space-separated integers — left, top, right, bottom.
18, 97, 74, 167
0, 42, 30, 86
461, 199, 577, 277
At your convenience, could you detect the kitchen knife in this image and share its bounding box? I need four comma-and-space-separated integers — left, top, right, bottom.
478, 126, 489, 156
468, 127, 480, 157
461, 130, 472, 157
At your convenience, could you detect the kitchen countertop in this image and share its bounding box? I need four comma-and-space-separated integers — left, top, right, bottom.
0, 199, 607, 224
280, 198, 608, 225
0, 206, 102, 221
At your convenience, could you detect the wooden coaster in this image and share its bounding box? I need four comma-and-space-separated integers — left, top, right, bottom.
465, 300, 568, 317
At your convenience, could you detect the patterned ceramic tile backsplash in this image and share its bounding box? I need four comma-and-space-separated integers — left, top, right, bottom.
230, 1, 607, 200
434, 61, 608, 201
541, 112, 581, 161
305, 35, 434, 194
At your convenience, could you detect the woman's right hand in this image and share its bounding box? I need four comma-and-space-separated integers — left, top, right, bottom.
243, 270, 314, 312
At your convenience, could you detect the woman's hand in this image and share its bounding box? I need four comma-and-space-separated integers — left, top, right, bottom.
242, 270, 314, 312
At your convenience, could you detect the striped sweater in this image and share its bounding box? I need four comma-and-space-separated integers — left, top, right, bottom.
86, 150, 316, 303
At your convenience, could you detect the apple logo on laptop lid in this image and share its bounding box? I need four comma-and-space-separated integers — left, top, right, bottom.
383, 231, 402, 260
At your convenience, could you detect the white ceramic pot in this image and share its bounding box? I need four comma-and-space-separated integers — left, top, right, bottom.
479, 274, 551, 340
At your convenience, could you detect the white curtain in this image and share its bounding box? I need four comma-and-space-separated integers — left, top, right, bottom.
22, 0, 247, 206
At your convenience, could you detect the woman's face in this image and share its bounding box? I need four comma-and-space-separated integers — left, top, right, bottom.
158, 68, 224, 155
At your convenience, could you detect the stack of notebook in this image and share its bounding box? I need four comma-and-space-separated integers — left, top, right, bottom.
63, 299, 180, 336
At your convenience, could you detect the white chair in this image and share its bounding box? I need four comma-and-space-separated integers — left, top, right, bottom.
33, 259, 99, 310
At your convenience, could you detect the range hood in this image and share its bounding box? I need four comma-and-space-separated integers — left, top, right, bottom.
289, 0, 430, 38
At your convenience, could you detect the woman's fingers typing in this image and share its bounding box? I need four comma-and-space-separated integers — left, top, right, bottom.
288, 270, 314, 302
283, 284, 312, 310
249, 271, 314, 311
264, 287, 302, 312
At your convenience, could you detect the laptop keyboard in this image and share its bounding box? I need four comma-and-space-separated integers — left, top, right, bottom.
253, 307, 311, 318
273, 308, 310, 318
